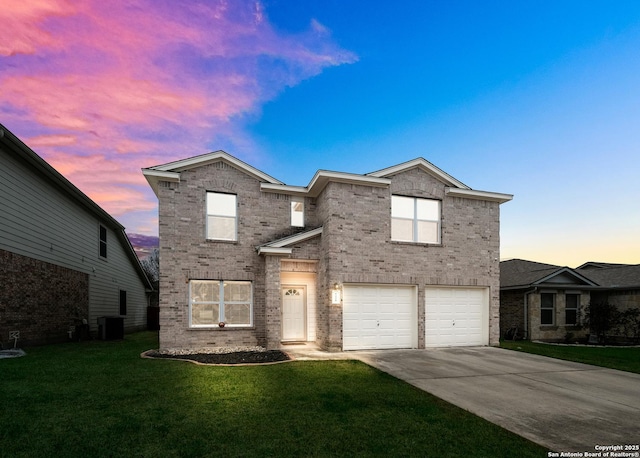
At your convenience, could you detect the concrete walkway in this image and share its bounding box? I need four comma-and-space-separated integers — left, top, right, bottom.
286, 345, 640, 452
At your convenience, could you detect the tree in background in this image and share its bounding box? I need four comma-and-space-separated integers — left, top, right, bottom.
140, 249, 159, 282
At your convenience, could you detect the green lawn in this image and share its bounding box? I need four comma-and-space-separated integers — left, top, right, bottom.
501, 340, 640, 374
0, 332, 545, 457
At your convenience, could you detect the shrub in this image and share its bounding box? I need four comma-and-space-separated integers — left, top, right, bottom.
617, 308, 640, 343
585, 302, 620, 344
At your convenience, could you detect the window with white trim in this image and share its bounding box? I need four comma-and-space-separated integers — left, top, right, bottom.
565, 293, 579, 325
540, 293, 555, 325
206, 192, 237, 241
291, 197, 304, 227
391, 195, 441, 243
189, 280, 252, 327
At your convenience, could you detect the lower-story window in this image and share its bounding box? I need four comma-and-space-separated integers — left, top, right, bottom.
565, 293, 579, 325
540, 293, 555, 325
189, 280, 252, 327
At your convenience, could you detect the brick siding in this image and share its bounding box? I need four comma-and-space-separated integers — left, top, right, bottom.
157, 160, 504, 351
0, 249, 89, 347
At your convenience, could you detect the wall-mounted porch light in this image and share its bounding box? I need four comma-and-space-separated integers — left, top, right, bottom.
331, 283, 342, 305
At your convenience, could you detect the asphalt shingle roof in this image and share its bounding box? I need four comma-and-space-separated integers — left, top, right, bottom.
501, 259, 640, 290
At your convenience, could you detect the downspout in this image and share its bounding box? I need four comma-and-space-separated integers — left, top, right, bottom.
523, 287, 537, 340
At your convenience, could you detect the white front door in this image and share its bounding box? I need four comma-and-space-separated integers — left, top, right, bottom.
282, 286, 306, 341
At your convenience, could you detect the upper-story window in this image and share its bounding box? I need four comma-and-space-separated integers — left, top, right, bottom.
391, 195, 441, 244
99, 224, 107, 258
291, 197, 304, 227
206, 192, 237, 241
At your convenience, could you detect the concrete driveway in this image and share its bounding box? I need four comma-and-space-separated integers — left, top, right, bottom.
348, 346, 640, 452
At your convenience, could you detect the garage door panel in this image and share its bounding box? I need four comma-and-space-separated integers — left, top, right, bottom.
343, 285, 417, 350
425, 287, 488, 347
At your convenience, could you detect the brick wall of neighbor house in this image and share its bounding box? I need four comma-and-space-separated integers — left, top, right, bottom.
528, 291, 589, 342
500, 291, 525, 338
312, 166, 503, 349
0, 249, 89, 347
605, 290, 640, 313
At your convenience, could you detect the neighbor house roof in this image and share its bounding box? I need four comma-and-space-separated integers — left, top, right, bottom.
575, 262, 629, 270
501, 258, 640, 291
578, 264, 640, 289
500, 259, 598, 290
144, 151, 513, 203
0, 123, 153, 290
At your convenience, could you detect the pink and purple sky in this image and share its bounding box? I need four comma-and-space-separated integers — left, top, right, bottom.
2, 0, 639, 266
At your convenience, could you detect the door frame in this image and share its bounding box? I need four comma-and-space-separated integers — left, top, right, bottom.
281, 284, 307, 342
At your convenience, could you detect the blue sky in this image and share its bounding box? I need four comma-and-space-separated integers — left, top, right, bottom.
2, 1, 639, 266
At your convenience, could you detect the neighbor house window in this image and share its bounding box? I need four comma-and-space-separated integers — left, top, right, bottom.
391, 195, 441, 243
189, 280, 252, 327
565, 294, 579, 326
99, 224, 107, 258
206, 192, 237, 241
540, 293, 555, 325
119, 290, 127, 316
291, 197, 304, 227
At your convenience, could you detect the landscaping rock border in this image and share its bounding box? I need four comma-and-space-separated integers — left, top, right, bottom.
141, 348, 292, 366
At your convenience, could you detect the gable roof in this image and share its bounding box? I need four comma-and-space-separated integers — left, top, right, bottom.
142, 151, 283, 196
0, 124, 152, 290
500, 259, 598, 290
257, 227, 323, 256
144, 151, 513, 203
367, 157, 470, 189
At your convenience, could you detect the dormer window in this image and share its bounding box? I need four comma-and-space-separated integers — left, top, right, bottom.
291, 197, 304, 227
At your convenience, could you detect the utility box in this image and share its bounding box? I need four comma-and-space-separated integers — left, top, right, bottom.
97, 316, 124, 340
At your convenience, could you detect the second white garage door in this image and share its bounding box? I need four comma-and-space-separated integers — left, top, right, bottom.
425, 287, 489, 347
343, 285, 417, 350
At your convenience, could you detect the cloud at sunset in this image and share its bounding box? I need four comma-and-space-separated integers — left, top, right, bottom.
0, 0, 356, 232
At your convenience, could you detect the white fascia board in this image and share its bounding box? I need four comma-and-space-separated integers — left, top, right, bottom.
368, 158, 470, 189
260, 183, 309, 197
147, 151, 283, 184
257, 247, 293, 256
141, 169, 181, 196
266, 227, 323, 248
261, 172, 390, 197
445, 187, 513, 204
307, 171, 390, 197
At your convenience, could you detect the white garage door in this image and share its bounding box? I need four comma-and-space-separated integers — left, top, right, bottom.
425, 287, 488, 347
343, 285, 417, 350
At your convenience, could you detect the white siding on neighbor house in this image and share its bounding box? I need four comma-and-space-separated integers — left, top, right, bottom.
0, 143, 148, 332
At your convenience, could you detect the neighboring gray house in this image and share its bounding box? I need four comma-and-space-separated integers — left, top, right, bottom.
143, 151, 512, 352
500, 259, 640, 341
0, 124, 152, 347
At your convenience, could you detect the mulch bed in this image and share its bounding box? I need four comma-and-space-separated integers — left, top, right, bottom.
144, 350, 291, 365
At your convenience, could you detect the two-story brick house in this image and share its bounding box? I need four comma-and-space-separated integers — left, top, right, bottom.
143, 152, 512, 351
